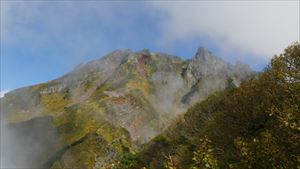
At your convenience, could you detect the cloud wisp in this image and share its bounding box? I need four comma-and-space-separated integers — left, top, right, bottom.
0, 90, 10, 98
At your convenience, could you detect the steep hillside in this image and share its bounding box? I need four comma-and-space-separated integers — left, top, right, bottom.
116, 43, 300, 169
0, 47, 253, 168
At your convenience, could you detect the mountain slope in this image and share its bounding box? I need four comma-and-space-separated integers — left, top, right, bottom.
0, 47, 253, 168
115, 43, 300, 169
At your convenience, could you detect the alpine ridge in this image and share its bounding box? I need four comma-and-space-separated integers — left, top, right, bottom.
0, 47, 253, 168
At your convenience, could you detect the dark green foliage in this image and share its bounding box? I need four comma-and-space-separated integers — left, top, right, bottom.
114, 152, 138, 169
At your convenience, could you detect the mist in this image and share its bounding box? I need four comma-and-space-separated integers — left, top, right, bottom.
0, 86, 64, 169
0, 115, 62, 168
151, 72, 186, 115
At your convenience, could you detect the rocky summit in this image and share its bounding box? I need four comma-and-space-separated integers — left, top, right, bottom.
0, 48, 253, 168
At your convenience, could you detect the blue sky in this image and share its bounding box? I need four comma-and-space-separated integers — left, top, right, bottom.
1, 1, 299, 94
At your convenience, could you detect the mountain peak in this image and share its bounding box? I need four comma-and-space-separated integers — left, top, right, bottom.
194, 47, 214, 62
138, 49, 151, 55
197, 46, 209, 53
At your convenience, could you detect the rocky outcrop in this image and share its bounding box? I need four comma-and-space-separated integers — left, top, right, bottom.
40, 84, 68, 95
181, 47, 253, 105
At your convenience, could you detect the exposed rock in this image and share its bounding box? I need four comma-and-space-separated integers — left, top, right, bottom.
40, 84, 67, 95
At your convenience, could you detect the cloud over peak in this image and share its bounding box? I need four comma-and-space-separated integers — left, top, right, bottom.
151, 1, 299, 60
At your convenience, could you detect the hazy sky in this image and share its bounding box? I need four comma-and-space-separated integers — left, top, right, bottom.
1, 1, 299, 93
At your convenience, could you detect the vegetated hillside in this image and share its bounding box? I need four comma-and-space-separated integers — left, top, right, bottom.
113, 43, 300, 169
0, 47, 252, 169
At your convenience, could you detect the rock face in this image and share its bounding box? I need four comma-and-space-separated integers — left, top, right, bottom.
188, 47, 230, 79
0, 47, 253, 169
181, 47, 253, 105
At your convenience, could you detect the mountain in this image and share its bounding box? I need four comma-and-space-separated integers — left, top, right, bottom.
0, 47, 253, 168
110, 43, 300, 169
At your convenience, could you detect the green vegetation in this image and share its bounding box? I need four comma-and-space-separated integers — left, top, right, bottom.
41, 92, 70, 114
48, 100, 135, 169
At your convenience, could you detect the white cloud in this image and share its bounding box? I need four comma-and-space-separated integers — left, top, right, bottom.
0, 90, 10, 98
151, 1, 299, 60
